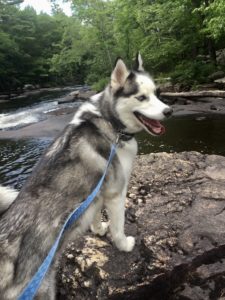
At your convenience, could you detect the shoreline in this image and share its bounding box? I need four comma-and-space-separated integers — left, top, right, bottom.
0, 104, 225, 140
0, 86, 225, 140
0, 112, 75, 140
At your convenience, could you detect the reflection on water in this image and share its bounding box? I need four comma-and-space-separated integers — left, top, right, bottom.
0, 138, 52, 189
137, 115, 225, 156
0, 115, 224, 190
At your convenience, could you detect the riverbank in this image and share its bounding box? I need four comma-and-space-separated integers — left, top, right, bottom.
159, 87, 225, 116
0, 112, 75, 139
1, 92, 225, 140
57, 151, 225, 300
0, 87, 73, 103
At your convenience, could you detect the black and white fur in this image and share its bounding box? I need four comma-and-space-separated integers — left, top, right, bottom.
0, 54, 172, 299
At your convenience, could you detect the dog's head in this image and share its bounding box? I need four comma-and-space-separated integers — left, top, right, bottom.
110, 53, 172, 135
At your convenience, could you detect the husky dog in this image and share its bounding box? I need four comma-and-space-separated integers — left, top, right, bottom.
0, 54, 172, 299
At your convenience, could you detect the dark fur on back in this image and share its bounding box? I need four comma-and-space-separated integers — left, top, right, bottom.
0, 112, 121, 299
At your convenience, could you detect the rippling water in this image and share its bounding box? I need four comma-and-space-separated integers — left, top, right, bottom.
0, 138, 52, 189
0, 90, 80, 131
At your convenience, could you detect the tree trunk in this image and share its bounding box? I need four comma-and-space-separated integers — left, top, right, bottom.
160, 90, 225, 98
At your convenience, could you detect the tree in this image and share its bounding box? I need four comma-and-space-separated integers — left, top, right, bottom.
1, 0, 225, 93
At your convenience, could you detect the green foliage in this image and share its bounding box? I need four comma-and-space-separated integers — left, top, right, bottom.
1, 0, 225, 92
171, 60, 217, 85
0, 2, 68, 91
91, 77, 109, 92
195, 0, 225, 40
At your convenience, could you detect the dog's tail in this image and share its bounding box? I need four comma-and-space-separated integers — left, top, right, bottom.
0, 185, 18, 214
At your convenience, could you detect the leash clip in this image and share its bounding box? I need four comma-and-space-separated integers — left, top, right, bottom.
115, 134, 120, 145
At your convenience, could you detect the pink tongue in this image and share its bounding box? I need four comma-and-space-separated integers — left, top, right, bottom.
139, 115, 165, 135
145, 119, 165, 135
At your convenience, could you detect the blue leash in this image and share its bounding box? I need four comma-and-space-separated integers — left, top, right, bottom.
18, 143, 117, 300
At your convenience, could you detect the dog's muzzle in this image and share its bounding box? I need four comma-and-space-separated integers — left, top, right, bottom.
163, 107, 173, 118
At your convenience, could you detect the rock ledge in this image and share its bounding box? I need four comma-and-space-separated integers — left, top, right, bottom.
58, 152, 225, 300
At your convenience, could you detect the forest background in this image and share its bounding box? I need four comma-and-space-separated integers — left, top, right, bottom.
0, 0, 225, 93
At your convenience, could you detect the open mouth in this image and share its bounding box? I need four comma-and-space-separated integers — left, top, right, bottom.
133, 111, 165, 136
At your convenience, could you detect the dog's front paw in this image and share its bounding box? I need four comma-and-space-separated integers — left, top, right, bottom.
116, 236, 135, 252
91, 222, 109, 236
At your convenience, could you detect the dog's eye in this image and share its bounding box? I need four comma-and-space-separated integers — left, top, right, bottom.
136, 95, 147, 101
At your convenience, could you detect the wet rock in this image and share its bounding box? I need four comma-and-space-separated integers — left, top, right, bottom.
78, 90, 96, 100
58, 91, 79, 104
210, 104, 217, 110
214, 77, 225, 89
157, 82, 174, 93
58, 90, 96, 104
208, 71, 225, 81
57, 152, 225, 300
0, 94, 10, 100
175, 97, 188, 105
24, 84, 35, 90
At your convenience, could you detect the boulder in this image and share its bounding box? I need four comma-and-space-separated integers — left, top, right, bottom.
58, 91, 79, 104
57, 152, 225, 300
208, 71, 225, 81
78, 90, 96, 100
0, 95, 10, 100
23, 84, 35, 91
210, 104, 217, 110
69, 91, 80, 98
158, 82, 174, 93
216, 49, 225, 66
214, 77, 225, 89
215, 77, 225, 84
58, 90, 96, 104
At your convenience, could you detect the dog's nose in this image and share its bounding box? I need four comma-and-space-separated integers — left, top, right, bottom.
163, 107, 173, 118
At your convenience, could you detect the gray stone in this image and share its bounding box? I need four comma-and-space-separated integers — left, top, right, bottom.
216, 49, 225, 66
58, 90, 96, 104
210, 104, 217, 110
24, 84, 35, 90
215, 77, 225, 84
208, 71, 225, 81
57, 152, 225, 300
214, 77, 225, 89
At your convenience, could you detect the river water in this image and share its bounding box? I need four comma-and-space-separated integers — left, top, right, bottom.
0, 90, 224, 189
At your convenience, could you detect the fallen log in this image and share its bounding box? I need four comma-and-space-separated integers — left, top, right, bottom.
161, 90, 225, 98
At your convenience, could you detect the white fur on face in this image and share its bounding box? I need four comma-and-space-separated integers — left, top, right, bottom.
115, 73, 169, 133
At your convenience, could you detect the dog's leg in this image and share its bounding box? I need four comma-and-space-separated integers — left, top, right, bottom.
105, 189, 135, 252
90, 209, 109, 236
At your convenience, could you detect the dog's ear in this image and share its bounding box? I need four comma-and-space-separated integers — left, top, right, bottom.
134, 52, 144, 72
111, 58, 129, 91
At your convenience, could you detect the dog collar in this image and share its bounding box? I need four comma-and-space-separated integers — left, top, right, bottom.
118, 131, 135, 142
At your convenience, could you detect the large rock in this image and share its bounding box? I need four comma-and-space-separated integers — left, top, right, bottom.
208, 71, 225, 81
214, 77, 225, 90
23, 84, 35, 91
58, 91, 79, 104
58, 90, 96, 104
57, 152, 225, 300
216, 49, 225, 66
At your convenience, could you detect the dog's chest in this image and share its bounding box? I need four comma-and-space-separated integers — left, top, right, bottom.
116, 138, 137, 182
